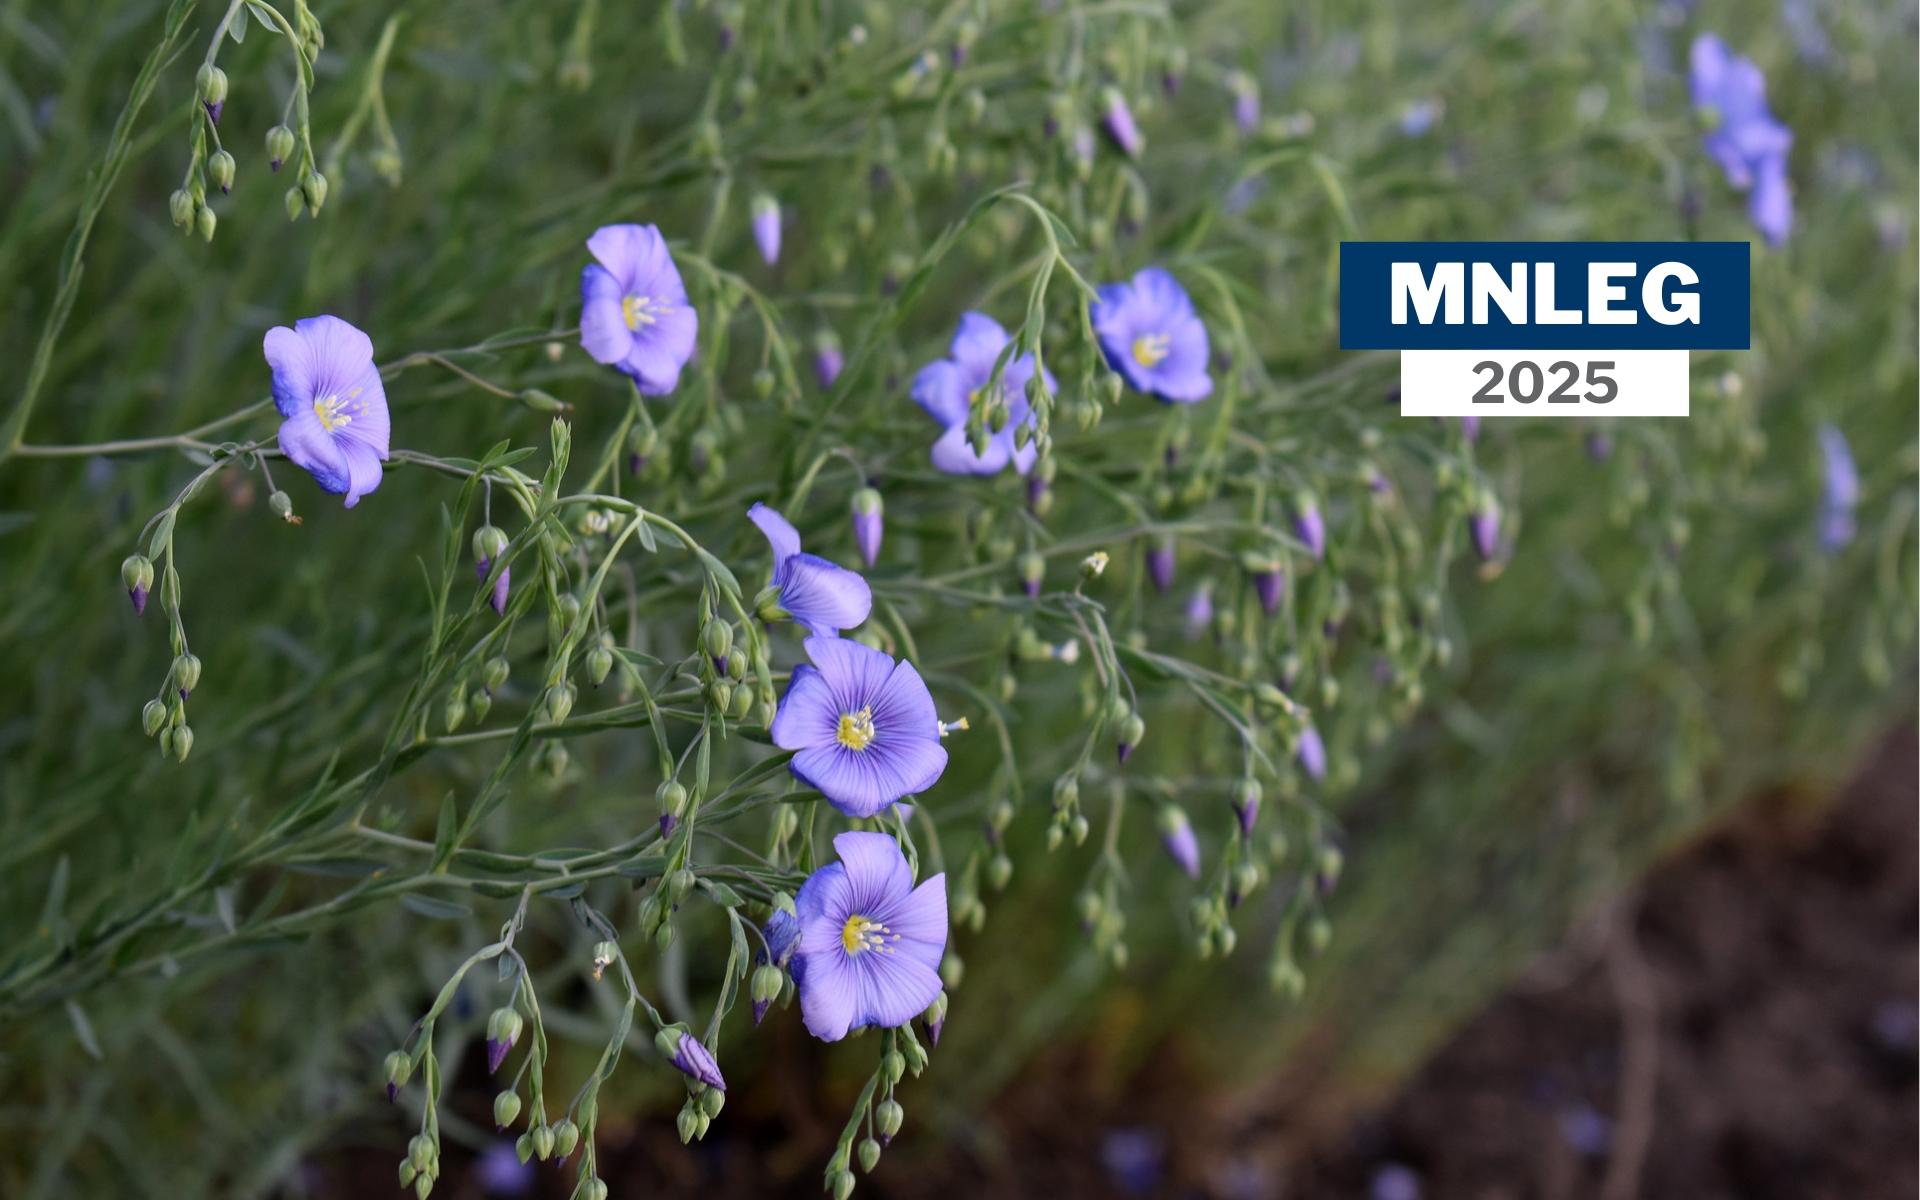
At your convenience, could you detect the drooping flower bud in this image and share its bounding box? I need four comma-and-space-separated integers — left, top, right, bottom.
1157, 805, 1200, 878
142, 699, 167, 737
195, 204, 217, 242
472, 524, 508, 572
750, 963, 784, 1025
1017, 551, 1045, 597
751, 193, 782, 266
1228, 70, 1260, 135
544, 683, 574, 725
171, 653, 202, 698
169, 189, 194, 227
122, 555, 153, 614
531, 1124, 554, 1160
493, 1089, 522, 1130
209, 149, 236, 194
265, 124, 295, 171
1232, 778, 1262, 836
1586, 431, 1614, 462
922, 990, 948, 1045
851, 488, 884, 568
196, 64, 228, 122
285, 186, 306, 221
813, 332, 843, 389
300, 170, 328, 215
859, 1137, 882, 1173
551, 1119, 580, 1160
1459, 414, 1481, 442
1315, 844, 1344, 894
655, 1026, 727, 1090
1296, 725, 1327, 781
657, 779, 688, 835
1469, 496, 1501, 561
1100, 87, 1144, 158
1147, 537, 1175, 593
1293, 492, 1326, 560
701, 617, 733, 673
587, 645, 614, 688
1117, 713, 1146, 762
485, 1007, 523, 1073
383, 1050, 411, 1101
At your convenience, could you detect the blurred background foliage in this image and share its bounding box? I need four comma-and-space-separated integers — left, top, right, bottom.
0, 0, 1914, 1195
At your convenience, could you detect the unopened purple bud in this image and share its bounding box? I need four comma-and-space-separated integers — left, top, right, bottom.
659, 811, 677, 837
1184, 584, 1214, 640
1156, 806, 1200, 878
1230, 72, 1260, 135
814, 339, 843, 389
1296, 726, 1327, 781
1148, 538, 1175, 593
486, 1037, 511, 1074
1470, 503, 1500, 561
1232, 780, 1261, 837
751, 195, 782, 266
1028, 476, 1049, 512
1255, 569, 1284, 616
131, 584, 149, 615
851, 488, 884, 568
492, 566, 512, 615
1460, 415, 1481, 442
662, 1029, 727, 1091
204, 99, 223, 125
1294, 505, 1326, 560
1100, 88, 1144, 159
927, 1011, 945, 1046
1586, 432, 1614, 462
475, 556, 491, 583
387, 1081, 399, 1103
1818, 423, 1859, 554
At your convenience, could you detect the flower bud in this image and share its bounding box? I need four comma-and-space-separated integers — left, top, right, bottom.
1080, 550, 1109, 579
1052, 773, 1079, 811
587, 646, 614, 688
514, 1133, 533, 1163
301, 171, 328, 215
701, 617, 733, 666
267, 489, 298, 523
851, 488, 884, 569
265, 124, 295, 170
922, 991, 948, 1045
876, 1098, 905, 1141
1231, 861, 1261, 902
486, 1007, 524, 1073
472, 524, 508, 566
196, 204, 217, 242
142, 699, 167, 736
169, 189, 194, 226
986, 852, 1013, 891
399, 1161, 417, 1188
208, 149, 235, 193
657, 779, 689, 822
285, 186, 306, 220
1156, 805, 1200, 877
408, 1133, 434, 1172
1017, 551, 1045, 598
1147, 538, 1175, 593
732, 683, 753, 720
707, 680, 733, 713
531, 1123, 555, 1160
384, 1050, 412, 1101
482, 656, 510, 693
551, 1119, 580, 1160
832, 1169, 856, 1200
122, 555, 154, 614
751, 193, 782, 266
668, 869, 696, 903
700, 1086, 725, 1118
493, 1090, 522, 1130
1117, 713, 1145, 763
859, 1137, 882, 1173
171, 653, 202, 697
1232, 778, 1262, 835
544, 683, 574, 725
677, 1105, 700, 1143
196, 64, 228, 106
1070, 813, 1091, 843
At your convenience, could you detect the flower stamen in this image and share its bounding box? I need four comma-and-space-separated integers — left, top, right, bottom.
836, 706, 876, 751
622, 294, 658, 331
1131, 332, 1171, 369
841, 914, 896, 955
313, 393, 352, 433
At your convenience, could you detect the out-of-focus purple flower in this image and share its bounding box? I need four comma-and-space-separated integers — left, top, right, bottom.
910, 312, 1052, 476
1818, 422, 1858, 552
1691, 34, 1794, 246
579, 224, 699, 395
1101, 1127, 1166, 1196
814, 333, 844, 389
1586, 431, 1614, 462
1071, 125, 1096, 173
1156, 806, 1200, 878
476, 1141, 534, 1196
1254, 564, 1284, 617
750, 503, 872, 636
1296, 726, 1327, 781
1399, 98, 1444, 136
1185, 582, 1214, 640
1557, 1102, 1613, 1157
751, 194, 782, 266
1148, 537, 1176, 592
1092, 267, 1213, 403
658, 1027, 726, 1090
1100, 87, 1144, 158
1233, 780, 1261, 837
266, 316, 391, 508
1460, 414, 1481, 442
791, 832, 948, 1041
851, 488, 884, 568
1229, 70, 1260, 135
1370, 1163, 1423, 1200
1294, 498, 1326, 560
1470, 497, 1501, 562
772, 637, 948, 819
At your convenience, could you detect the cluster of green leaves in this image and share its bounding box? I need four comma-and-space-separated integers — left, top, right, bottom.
0, 0, 1911, 1195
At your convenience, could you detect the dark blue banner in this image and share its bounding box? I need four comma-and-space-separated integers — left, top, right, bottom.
1339, 242, 1750, 350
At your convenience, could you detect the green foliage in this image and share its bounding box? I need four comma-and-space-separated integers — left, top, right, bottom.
0, 0, 1912, 1194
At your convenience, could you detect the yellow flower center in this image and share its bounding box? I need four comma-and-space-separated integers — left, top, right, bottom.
841, 914, 895, 955
313, 391, 355, 433
1131, 333, 1171, 369
836, 707, 876, 751
622, 294, 659, 331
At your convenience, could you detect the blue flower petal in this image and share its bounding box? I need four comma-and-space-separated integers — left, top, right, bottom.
778, 553, 872, 636
748, 503, 803, 581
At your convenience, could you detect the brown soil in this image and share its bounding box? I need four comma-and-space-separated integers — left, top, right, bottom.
316, 726, 1917, 1200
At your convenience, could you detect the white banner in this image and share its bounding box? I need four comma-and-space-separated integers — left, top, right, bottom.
1400, 350, 1689, 417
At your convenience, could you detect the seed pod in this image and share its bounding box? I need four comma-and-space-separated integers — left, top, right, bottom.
587, 646, 613, 687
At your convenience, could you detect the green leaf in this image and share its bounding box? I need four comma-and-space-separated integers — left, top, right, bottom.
698, 879, 744, 907
400, 894, 471, 920
65, 1000, 102, 1060
286, 857, 388, 878
635, 516, 657, 552
431, 793, 459, 872
612, 648, 662, 667
246, 1, 281, 33
541, 880, 587, 899
228, 2, 248, 41
616, 854, 668, 879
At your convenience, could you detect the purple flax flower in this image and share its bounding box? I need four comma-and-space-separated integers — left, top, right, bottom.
1296, 726, 1327, 781
1100, 88, 1144, 159
814, 334, 844, 389
477, 1142, 534, 1197
910, 312, 1052, 476
1586, 431, 1614, 462
1294, 499, 1326, 560
1818, 423, 1858, 552
1148, 537, 1176, 593
771, 637, 948, 819
1228, 71, 1260, 135
852, 488, 884, 569
1092, 268, 1213, 404
475, 560, 512, 616
1157, 806, 1200, 878
1399, 98, 1443, 136
755, 908, 801, 1024
1184, 582, 1214, 640
1691, 35, 1794, 246
658, 1027, 726, 1090
1460, 414, 1481, 442
1102, 1127, 1166, 1196
751, 194, 782, 266
791, 831, 948, 1041
579, 224, 699, 395
266, 316, 391, 508
749, 503, 872, 636
1470, 498, 1501, 561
